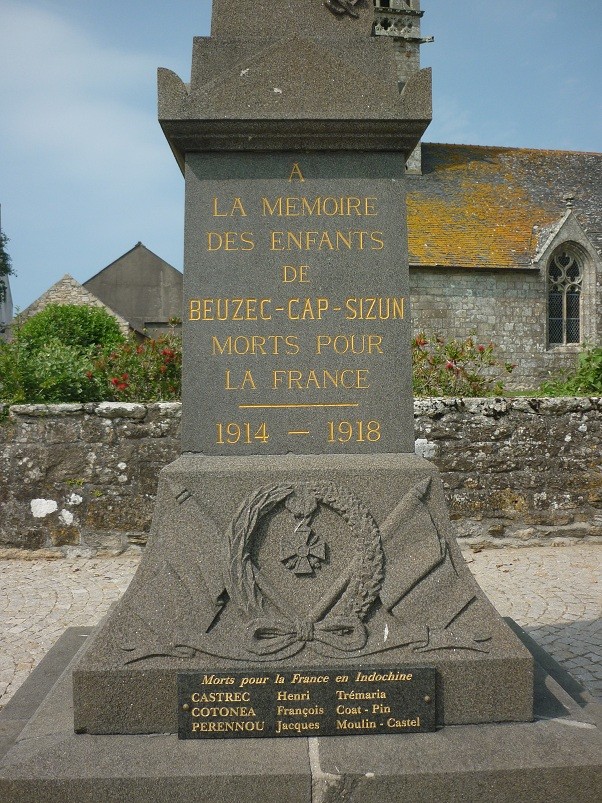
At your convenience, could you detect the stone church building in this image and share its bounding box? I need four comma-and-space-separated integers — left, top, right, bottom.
19, 1, 602, 387
407, 143, 601, 386
377, 0, 602, 387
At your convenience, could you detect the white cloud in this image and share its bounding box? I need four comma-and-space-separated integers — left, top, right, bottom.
0, 1, 184, 308
0, 1, 167, 184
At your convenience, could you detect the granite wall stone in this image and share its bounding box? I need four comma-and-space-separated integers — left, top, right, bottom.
0, 403, 181, 556
410, 267, 590, 389
0, 399, 599, 554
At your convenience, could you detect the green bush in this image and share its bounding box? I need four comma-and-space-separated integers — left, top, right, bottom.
0, 307, 182, 404
0, 304, 125, 404
20, 340, 103, 403
0, 338, 102, 404
0, 338, 25, 403
18, 304, 125, 351
539, 345, 602, 396
412, 332, 515, 397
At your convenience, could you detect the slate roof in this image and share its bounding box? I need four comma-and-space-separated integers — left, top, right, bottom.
407, 143, 602, 269
83, 243, 182, 334
18, 274, 130, 335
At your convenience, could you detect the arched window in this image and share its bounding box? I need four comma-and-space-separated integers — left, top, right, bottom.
548, 246, 583, 345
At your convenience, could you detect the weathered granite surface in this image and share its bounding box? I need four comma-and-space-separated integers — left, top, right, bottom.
0, 398, 599, 553
182, 151, 414, 455
72, 453, 533, 733
158, 0, 431, 164
1, 626, 599, 803
0, 402, 181, 555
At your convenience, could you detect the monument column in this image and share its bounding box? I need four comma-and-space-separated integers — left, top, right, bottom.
72, 0, 534, 737
160, 0, 432, 457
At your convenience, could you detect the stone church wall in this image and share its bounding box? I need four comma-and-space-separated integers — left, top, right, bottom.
410, 267, 583, 388
0, 400, 599, 555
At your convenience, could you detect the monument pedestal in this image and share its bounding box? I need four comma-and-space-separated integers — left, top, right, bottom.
3, 3, 599, 800
1, 625, 600, 803
72, 455, 533, 734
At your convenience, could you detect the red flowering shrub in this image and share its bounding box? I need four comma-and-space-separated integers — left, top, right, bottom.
412, 332, 514, 397
92, 333, 182, 401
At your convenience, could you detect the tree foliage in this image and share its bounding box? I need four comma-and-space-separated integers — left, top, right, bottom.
0, 339, 103, 404
0, 231, 13, 304
0, 304, 125, 404
18, 303, 125, 351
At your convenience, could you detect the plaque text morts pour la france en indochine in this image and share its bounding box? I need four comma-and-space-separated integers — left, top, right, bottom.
178, 667, 436, 739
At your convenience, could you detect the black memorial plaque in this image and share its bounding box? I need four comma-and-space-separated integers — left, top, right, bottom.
178, 666, 436, 739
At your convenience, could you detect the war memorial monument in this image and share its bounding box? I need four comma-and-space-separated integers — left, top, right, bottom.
0, 2, 600, 800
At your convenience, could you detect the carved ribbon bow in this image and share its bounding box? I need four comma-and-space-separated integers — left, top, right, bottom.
325, 0, 360, 19
246, 616, 367, 656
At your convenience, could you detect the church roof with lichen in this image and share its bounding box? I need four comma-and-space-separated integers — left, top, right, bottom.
407, 143, 602, 269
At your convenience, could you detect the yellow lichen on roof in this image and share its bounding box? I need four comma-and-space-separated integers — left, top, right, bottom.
407, 146, 562, 268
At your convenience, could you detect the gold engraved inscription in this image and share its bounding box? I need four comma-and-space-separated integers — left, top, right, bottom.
192, 721, 266, 733
288, 163, 305, 182
190, 297, 404, 322
182, 669, 432, 739
345, 297, 404, 320
272, 369, 370, 390
316, 334, 383, 354
206, 231, 255, 251
191, 179, 407, 453
282, 264, 310, 283
189, 298, 272, 321
270, 230, 384, 251
212, 197, 247, 217
262, 196, 377, 217
212, 335, 300, 356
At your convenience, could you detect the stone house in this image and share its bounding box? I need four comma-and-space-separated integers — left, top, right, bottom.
83, 242, 182, 337
19, 243, 183, 339
17, 274, 131, 336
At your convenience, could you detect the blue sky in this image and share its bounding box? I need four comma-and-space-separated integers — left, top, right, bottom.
1, 0, 601, 311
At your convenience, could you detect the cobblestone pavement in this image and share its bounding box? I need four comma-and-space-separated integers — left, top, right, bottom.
0, 545, 600, 710
466, 544, 601, 700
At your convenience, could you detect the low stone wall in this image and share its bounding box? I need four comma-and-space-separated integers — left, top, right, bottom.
0, 402, 181, 557
0, 398, 600, 555
414, 397, 601, 549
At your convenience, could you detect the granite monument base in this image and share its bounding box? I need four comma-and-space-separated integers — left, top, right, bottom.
1, 626, 600, 803
73, 454, 533, 733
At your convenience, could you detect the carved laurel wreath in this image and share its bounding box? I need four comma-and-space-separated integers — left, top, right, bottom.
225, 482, 385, 626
